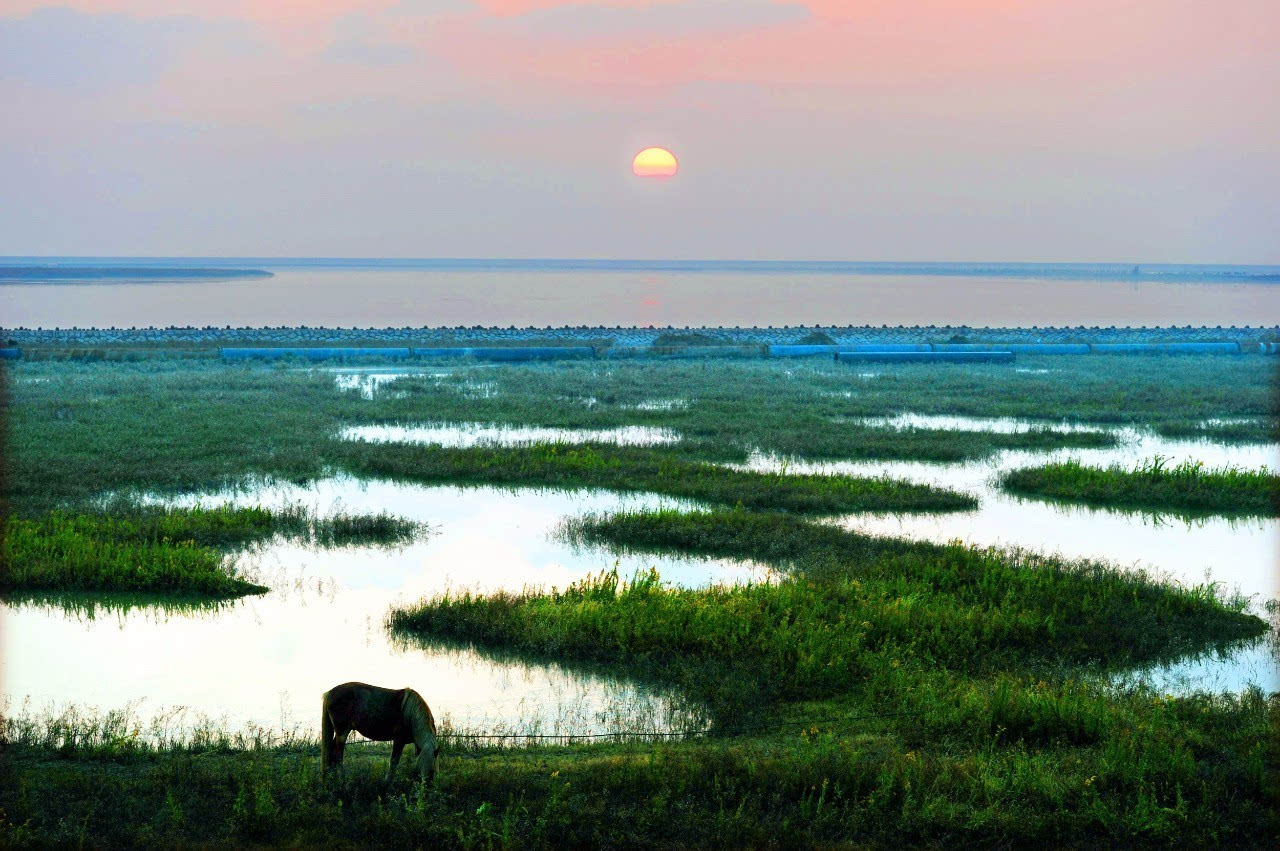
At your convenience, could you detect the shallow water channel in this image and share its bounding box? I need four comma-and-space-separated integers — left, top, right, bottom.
734, 417, 1279, 694
1, 480, 771, 741
4, 415, 1274, 744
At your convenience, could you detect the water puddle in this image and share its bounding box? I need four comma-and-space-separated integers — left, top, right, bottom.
732, 425, 1279, 694
339, 422, 681, 448
631, 399, 690, 411
851, 412, 1109, 434
326, 367, 453, 400
0, 479, 771, 740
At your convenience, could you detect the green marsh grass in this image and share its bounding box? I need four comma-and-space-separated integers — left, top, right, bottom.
335, 440, 976, 514
0, 503, 421, 596
9, 354, 1274, 516
374, 509, 1276, 845
4, 354, 1279, 846
0, 511, 266, 596
1001, 456, 1280, 517
13, 353, 1271, 511
3, 680, 1276, 846
403, 510, 1265, 707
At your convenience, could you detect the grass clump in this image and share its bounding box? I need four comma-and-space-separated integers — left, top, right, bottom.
1001, 456, 1280, 517
377, 508, 1274, 846
0, 503, 421, 596
335, 440, 976, 514
310, 510, 421, 547
559, 510, 1261, 676
0, 511, 266, 597
1155, 418, 1275, 444
5, 688, 1274, 847
9, 355, 1270, 513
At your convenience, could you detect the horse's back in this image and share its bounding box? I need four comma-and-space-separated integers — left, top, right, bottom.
323, 682, 409, 741
324, 681, 395, 701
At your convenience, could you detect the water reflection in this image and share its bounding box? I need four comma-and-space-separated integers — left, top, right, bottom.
327, 367, 457, 400
2, 591, 241, 625
0, 480, 769, 740
339, 422, 680, 448
732, 423, 1279, 694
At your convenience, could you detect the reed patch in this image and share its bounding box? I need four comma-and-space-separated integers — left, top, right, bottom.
1000, 456, 1279, 517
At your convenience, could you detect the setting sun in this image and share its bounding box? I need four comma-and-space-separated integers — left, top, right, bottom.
632, 147, 678, 178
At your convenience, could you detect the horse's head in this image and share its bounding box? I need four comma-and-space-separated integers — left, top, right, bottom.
419, 742, 440, 784
403, 688, 440, 785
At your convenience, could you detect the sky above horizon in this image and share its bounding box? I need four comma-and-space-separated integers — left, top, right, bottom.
2, 1, 1277, 262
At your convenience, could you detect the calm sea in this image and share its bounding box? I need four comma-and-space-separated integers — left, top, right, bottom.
2, 259, 1278, 328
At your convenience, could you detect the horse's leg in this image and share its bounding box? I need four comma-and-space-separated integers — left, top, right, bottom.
321, 705, 335, 772
388, 738, 406, 781
333, 730, 349, 768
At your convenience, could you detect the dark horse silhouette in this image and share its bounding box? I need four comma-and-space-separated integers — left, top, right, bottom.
321, 681, 440, 783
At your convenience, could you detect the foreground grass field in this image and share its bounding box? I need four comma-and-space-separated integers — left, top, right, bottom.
3, 512, 1273, 846
1001, 457, 1280, 517
2, 354, 1277, 847
4, 684, 1276, 847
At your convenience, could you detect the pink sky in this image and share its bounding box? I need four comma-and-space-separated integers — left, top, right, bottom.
1, 0, 1277, 260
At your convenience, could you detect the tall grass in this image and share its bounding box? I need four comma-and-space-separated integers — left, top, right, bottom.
0, 504, 422, 595
3, 684, 1275, 847
335, 440, 977, 514
11, 354, 1272, 511
1001, 456, 1280, 516
373, 506, 1275, 847
0, 511, 265, 596
401, 511, 1264, 707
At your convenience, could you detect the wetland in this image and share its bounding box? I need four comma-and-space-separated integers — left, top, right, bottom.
2, 353, 1277, 846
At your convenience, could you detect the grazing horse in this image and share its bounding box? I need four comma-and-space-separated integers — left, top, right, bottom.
321, 682, 440, 783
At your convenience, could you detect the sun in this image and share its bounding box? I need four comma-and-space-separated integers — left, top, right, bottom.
632, 147, 678, 178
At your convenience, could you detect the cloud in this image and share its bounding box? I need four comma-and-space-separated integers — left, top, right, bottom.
0, 7, 254, 91
489, 0, 809, 41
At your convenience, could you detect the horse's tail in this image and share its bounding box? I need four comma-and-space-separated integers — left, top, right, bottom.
320, 693, 334, 770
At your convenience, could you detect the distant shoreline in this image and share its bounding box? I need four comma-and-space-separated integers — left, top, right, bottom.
1, 259, 1276, 284
2, 324, 1276, 349
0, 266, 273, 284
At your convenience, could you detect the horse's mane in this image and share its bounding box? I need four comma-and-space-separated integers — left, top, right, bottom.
401, 688, 437, 738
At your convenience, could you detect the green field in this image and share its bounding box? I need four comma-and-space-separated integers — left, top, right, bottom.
9, 353, 1275, 511
0, 502, 421, 596
1, 354, 1277, 847
1001, 457, 1280, 517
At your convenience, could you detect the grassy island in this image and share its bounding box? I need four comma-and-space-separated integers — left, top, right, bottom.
0, 503, 420, 596
1001, 457, 1279, 517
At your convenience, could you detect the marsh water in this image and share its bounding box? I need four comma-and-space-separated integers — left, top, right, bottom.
1, 481, 772, 740
3, 381, 1276, 741
4, 260, 1280, 327
732, 417, 1279, 693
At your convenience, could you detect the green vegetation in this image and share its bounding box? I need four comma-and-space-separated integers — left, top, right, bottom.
404, 510, 1265, 715
1001, 457, 1280, 517
16, 352, 1270, 513
649, 331, 745, 347
4, 686, 1276, 846
373, 510, 1274, 845
336, 441, 975, 514
3, 354, 1278, 846
1153, 418, 1275, 444
1, 511, 266, 597
0, 503, 420, 596
373, 353, 1274, 448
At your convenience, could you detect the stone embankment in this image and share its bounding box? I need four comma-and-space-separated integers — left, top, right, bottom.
3, 324, 1278, 347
